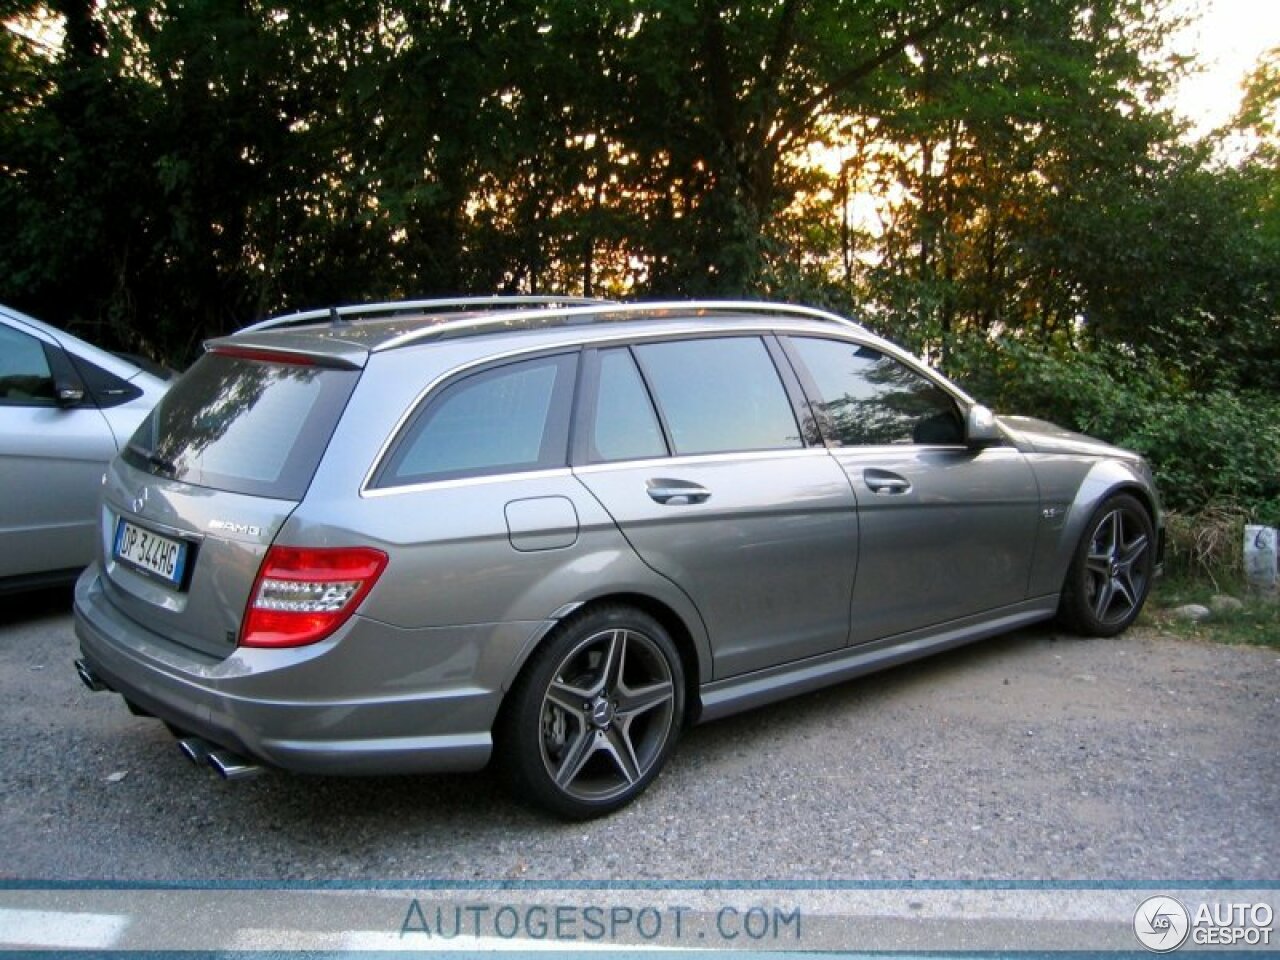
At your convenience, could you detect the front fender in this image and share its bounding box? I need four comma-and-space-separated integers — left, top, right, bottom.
1027, 456, 1162, 599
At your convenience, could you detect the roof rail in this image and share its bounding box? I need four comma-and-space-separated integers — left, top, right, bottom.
374, 299, 867, 352
238, 295, 617, 334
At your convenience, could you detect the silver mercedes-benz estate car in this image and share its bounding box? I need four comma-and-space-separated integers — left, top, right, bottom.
74, 298, 1162, 818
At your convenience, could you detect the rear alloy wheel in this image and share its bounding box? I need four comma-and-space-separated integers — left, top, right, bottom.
500, 606, 684, 819
1060, 493, 1155, 637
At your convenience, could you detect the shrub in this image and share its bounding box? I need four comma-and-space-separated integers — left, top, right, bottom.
948, 335, 1280, 523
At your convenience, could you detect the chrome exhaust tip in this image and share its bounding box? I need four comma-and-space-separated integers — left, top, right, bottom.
74, 658, 107, 692
207, 749, 263, 781
177, 737, 213, 765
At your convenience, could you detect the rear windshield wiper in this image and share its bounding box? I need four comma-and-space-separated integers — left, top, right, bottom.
128, 443, 177, 477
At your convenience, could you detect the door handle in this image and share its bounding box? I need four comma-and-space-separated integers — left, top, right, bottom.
864, 469, 912, 495
646, 479, 711, 505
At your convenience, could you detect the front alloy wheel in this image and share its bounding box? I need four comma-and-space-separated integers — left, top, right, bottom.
500, 606, 684, 819
1060, 493, 1155, 637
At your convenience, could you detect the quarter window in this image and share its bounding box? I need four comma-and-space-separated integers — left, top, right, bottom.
379, 353, 576, 486
789, 337, 963, 446
633, 337, 802, 455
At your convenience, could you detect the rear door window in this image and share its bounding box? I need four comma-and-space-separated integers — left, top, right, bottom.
376, 352, 577, 487
124, 351, 359, 500
587, 348, 668, 463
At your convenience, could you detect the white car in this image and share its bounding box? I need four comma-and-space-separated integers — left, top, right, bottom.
0, 304, 171, 592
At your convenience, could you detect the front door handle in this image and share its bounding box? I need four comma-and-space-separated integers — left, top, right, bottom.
864, 469, 912, 495
646, 478, 711, 505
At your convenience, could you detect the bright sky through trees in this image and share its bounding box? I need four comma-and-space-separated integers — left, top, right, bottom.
1171, 0, 1280, 133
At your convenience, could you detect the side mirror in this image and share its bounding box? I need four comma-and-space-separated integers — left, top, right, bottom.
55, 380, 86, 407
42, 342, 88, 407
965, 404, 1003, 447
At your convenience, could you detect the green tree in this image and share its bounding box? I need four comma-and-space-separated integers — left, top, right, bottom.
836, 0, 1188, 361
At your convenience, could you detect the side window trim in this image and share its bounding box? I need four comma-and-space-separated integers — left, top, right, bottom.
569, 349, 601, 467
538, 354, 579, 467
565, 343, 592, 466
764, 334, 823, 448
778, 335, 839, 447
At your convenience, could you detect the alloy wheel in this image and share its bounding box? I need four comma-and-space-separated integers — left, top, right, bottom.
1082, 505, 1152, 627
537, 626, 676, 804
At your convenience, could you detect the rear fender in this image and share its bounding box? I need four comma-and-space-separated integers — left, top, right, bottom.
501, 547, 713, 695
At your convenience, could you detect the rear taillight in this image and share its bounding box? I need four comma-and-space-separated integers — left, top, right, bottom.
240, 546, 388, 648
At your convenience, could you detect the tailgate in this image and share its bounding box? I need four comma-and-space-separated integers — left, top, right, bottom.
95, 347, 361, 657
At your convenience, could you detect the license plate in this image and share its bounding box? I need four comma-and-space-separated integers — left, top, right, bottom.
113, 519, 188, 587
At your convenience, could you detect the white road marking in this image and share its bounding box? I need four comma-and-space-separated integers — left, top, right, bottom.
0, 908, 130, 949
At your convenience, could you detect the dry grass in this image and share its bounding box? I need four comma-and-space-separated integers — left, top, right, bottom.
1163, 503, 1248, 590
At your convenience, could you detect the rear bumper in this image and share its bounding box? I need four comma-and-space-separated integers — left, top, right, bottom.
74, 567, 540, 775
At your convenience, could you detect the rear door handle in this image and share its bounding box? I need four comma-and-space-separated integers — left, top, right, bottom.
646, 479, 711, 505
864, 469, 912, 495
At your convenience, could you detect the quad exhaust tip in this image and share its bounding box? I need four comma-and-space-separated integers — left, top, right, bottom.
207, 749, 263, 781
177, 736, 212, 765
75, 666, 263, 781
177, 737, 263, 780
74, 658, 108, 692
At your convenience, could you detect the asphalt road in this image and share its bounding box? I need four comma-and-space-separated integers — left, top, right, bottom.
2, 586, 1277, 882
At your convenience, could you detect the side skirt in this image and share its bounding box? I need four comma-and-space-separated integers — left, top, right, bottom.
697, 597, 1059, 724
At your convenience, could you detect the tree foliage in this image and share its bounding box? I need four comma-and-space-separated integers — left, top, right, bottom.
1, 0, 1278, 517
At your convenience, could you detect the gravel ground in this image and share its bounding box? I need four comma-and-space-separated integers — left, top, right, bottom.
1, 586, 1276, 882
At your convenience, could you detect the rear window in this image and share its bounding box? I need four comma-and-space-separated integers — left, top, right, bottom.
124, 352, 359, 500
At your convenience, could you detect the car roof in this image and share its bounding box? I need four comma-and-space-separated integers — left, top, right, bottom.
210, 297, 898, 367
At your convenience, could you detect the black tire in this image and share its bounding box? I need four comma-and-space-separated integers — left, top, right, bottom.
1058, 493, 1156, 637
497, 605, 685, 819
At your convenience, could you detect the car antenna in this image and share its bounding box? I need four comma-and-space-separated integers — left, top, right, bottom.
329, 305, 348, 327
